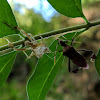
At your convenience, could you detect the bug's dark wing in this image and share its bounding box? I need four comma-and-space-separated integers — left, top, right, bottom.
71, 54, 89, 69
63, 46, 89, 69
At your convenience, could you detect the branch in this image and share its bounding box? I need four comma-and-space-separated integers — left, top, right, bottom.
34, 20, 100, 39
0, 20, 100, 52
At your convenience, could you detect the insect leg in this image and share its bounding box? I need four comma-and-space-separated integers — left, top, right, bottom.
15, 27, 33, 42
61, 35, 67, 40
39, 33, 44, 43
71, 32, 77, 46
61, 35, 81, 44
3, 22, 33, 42
54, 42, 63, 64
3, 37, 14, 48
23, 51, 29, 58
77, 49, 94, 53
28, 33, 37, 44
44, 53, 55, 59
77, 49, 96, 61
28, 33, 44, 44
3, 37, 30, 55
26, 52, 34, 59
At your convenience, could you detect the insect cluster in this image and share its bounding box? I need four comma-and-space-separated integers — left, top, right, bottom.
3, 24, 51, 59
2, 23, 96, 73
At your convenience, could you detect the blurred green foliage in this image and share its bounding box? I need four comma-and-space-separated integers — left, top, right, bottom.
0, 80, 28, 100
13, 5, 55, 36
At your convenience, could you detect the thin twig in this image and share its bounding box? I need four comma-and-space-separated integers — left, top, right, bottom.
0, 20, 100, 51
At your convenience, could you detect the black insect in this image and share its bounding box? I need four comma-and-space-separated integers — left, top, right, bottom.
56, 35, 96, 73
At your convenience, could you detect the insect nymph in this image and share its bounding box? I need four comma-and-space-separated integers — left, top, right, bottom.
55, 34, 96, 73
3, 23, 51, 59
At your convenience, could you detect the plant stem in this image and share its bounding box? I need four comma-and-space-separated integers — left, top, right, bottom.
0, 20, 100, 52
82, 15, 90, 24
34, 20, 100, 39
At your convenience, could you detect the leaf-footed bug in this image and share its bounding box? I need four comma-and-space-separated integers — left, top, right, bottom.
55, 32, 96, 73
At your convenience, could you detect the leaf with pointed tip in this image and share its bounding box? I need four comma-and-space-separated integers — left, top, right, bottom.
0, 0, 18, 38
27, 38, 64, 100
48, 0, 84, 18
95, 49, 100, 77
27, 54, 63, 100
0, 51, 17, 87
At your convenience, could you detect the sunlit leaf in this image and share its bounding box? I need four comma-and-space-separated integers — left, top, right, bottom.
0, 0, 18, 38
0, 51, 17, 87
48, 0, 89, 23
48, 0, 84, 18
95, 49, 100, 77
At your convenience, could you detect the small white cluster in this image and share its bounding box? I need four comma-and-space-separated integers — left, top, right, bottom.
32, 43, 50, 58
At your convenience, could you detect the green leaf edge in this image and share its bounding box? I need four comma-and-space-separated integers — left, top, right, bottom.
37, 53, 63, 99
0, 52, 16, 73
95, 49, 100, 77
0, 51, 17, 87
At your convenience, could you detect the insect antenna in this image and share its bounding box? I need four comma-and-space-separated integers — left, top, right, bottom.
71, 32, 77, 45
3, 22, 34, 42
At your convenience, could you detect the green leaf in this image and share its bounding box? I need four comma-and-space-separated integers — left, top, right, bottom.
0, 0, 18, 38
27, 39, 64, 100
0, 51, 17, 87
48, 0, 89, 24
48, 0, 84, 18
27, 54, 64, 100
95, 49, 100, 77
